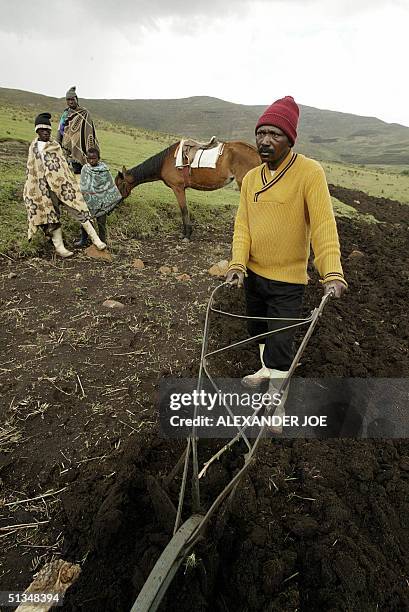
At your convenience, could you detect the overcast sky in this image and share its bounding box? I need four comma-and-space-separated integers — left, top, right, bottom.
1, 0, 408, 126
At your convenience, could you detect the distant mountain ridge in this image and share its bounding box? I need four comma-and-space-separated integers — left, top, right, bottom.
1, 87, 408, 165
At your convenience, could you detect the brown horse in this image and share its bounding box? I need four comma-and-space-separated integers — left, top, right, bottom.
115, 141, 261, 239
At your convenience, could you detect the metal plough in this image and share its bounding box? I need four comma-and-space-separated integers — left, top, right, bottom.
131, 283, 333, 612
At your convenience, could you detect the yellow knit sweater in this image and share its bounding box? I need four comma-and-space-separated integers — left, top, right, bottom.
229, 151, 346, 286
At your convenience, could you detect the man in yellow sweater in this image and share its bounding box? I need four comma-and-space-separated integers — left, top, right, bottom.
226, 96, 347, 387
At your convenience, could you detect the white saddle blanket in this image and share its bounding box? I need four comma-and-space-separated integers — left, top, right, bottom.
191, 143, 224, 168
175, 141, 224, 168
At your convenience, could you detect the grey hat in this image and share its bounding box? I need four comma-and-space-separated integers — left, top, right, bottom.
66, 86, 77, 99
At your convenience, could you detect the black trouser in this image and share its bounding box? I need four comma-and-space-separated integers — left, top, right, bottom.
70, 160, 83, 175
244, 269, 305, 370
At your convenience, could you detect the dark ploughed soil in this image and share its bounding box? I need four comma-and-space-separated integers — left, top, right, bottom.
329, 184, 409, 225
1, 186, 408, 611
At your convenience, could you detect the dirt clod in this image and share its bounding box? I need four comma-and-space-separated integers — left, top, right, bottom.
85, 245, 113, 261
132, 258, 145, 269
102, 299, 125, 309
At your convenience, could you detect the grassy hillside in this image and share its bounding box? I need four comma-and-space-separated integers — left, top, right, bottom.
1, 87, 409, 165
0, 103, 407, 257
322, 161, 409, 204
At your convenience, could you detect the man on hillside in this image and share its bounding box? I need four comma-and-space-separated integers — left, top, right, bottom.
226, 96, 347, 414
57, 86, 99, 173
57, 86, 99, 246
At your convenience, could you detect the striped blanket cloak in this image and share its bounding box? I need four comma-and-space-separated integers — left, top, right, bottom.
60, 106, 98, 166
23, 139, 91, 239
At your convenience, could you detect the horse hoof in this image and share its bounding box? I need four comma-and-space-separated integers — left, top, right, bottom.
182, 237, 190, 243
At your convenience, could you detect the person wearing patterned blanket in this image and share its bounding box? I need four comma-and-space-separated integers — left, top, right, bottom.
75, 147, 122, 247
23, 113, 106, 258
56, 86, 98, 175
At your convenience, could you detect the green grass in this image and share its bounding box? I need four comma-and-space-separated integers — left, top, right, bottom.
0, 165, 44, 256
323, 160, 409, 204
331, 197, 379, 224
0, 102, 175, 167
0, 103, 401, 257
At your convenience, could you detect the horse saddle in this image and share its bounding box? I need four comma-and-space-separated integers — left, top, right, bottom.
175, 136, 220, 168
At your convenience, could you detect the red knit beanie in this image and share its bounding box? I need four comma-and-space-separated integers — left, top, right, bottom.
255, 96, 299, 145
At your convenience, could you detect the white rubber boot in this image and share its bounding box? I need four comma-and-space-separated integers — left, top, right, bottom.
242, 344, 272, 388
51, 228, 73, 258
267, 370, 290, 434
81, 221, 106, 250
